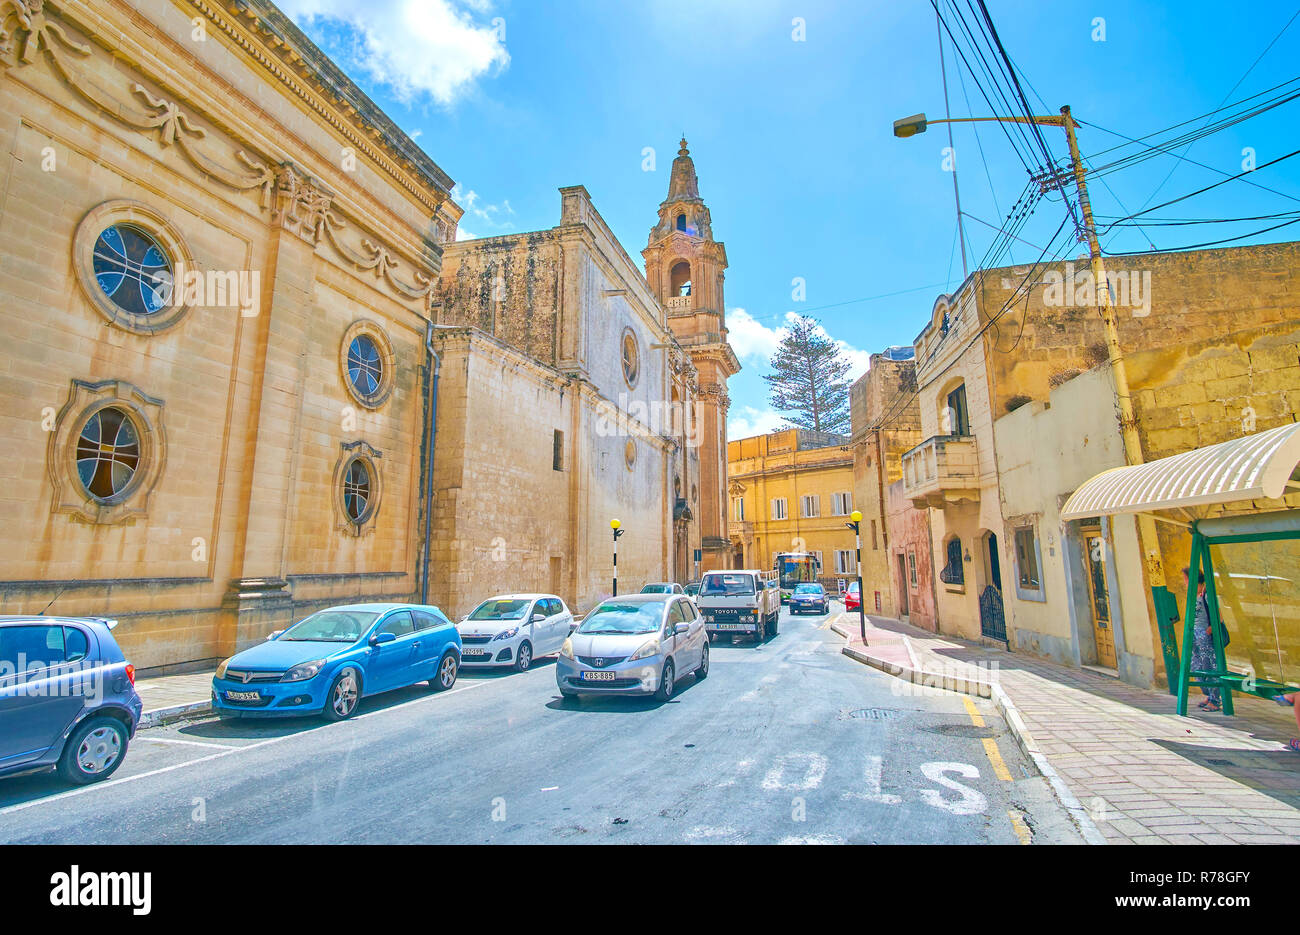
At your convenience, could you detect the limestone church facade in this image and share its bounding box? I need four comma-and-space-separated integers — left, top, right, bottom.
0, 0, 737, 670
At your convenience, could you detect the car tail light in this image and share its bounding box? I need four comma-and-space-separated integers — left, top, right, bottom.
125, 664, 136, 686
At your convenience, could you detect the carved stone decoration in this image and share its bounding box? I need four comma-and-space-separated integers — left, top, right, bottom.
47, 379, 167, 526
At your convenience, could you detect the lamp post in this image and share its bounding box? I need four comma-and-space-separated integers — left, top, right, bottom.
845, 510, 865, 641
893, 106, 1166, 595
610, 518, 625, 596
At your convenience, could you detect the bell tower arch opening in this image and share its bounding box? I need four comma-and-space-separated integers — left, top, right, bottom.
641, 138, 740, 572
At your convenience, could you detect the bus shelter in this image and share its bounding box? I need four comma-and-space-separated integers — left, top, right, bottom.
1061, 422, 1300, 716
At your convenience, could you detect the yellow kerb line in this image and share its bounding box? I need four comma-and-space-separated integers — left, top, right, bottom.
1008, 810, 1032, 845
962, 696, 1013, 781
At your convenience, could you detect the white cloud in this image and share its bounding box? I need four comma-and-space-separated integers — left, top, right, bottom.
726, 307, 783, 363
728, 406, 787, 440
279, 0, 509, 106
727, 307, 870, 381
451, 185, 515, 233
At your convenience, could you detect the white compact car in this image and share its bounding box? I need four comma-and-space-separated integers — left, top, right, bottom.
457, 594, 573, 672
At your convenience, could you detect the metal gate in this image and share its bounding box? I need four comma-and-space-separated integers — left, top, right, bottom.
979, 585, 1007, 642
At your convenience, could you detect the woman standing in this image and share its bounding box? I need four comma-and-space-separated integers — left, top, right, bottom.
1182, 567, 1222, 712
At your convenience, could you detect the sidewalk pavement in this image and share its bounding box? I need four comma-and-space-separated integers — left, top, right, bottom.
134, 671, 214, 728
833, 612, 1300, 845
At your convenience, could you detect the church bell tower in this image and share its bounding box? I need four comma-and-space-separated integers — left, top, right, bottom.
643, 139, 740, 571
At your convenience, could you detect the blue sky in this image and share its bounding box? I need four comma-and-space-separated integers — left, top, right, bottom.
278, 0, 1300, 438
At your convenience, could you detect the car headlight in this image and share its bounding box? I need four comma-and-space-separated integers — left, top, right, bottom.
630, 640, 660, 661
560, 638, 574, 659
492, 627, 519, 641
216, 657, 232, 680
281, 659, 326, 682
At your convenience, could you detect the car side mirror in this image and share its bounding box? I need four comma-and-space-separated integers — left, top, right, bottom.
568, 621, 579, 633
370, 632, 397, 646
532, 613, 546, 623
674, 622, 690, 635
267, 630, 283, 641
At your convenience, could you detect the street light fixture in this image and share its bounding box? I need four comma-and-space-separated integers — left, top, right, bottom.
845, 510, 865, 642
610, 518, 625, 596
892, 104, 1167, 599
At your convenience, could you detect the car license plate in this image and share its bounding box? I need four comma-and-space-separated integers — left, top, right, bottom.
462, 648, 489, 657
712, 623, 750, 630
225, 690, 260, 702
580, 671, 616, 681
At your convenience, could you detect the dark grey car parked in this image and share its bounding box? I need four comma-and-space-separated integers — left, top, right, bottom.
0, 616, 143, 784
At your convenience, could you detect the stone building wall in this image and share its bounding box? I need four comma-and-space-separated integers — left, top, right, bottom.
0, 0, 461, 669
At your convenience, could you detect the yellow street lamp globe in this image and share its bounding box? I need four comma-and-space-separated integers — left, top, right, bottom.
850, 510, 862, 523
610, 518, 621, 530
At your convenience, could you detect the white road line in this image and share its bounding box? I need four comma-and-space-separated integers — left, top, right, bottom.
0, 677, 496, 818
134, 737, 236, 750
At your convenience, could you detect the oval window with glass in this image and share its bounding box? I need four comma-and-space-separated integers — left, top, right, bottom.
75, 406, 141, 502
621, 329, 640, 388
92, 225, 171, 318
346, 335, 383, 400
342, 458, 373, 524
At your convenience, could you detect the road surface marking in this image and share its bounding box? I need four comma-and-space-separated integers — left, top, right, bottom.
761, 753, 828, 791
961, 696, 1012, 781
0, 677, 495, 818
1008, 809, 1032, 845
134, 737, 236, 750
982, 738, 1013, 781
918, 761, 987, 815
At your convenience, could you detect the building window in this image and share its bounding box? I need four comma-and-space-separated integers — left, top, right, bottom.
835, 550, 858, 575
908, 550, 918, 589
1014, 525, 1044, 596
733, 498, 745, 522
620, 328, 641, 387
340, 320, 395, 409
676, 213, 687, 231
93, 225, 170, 318
670, 260, 692, 297
334, 442, 382, 536
801, 495, 820, 518
771, 497, 788, 520
813, 550, 824, 569
49, 380, 166, 525
342, 458, 373, 524
831, 491, 853, 515
940, 536, 965, 586
945, 383, 970, 436
75, 406, 141, 502
74, 200, 196, 334
553, 430, 564, 472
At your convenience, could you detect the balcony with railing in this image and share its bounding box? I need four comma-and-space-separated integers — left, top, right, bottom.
901, 435, 980, 509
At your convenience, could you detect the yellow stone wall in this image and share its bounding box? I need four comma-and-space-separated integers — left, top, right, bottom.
727, 429, 857, 585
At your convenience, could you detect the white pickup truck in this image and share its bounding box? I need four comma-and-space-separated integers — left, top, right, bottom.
696, 569, 781, 642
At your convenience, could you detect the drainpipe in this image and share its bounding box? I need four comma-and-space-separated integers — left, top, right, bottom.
421, 321, 443, 605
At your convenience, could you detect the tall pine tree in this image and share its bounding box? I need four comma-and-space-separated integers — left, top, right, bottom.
763, 315, 852, 434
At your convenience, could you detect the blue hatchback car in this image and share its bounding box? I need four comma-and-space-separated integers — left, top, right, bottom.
0, 616, 143, 785
212, 603, 462, 720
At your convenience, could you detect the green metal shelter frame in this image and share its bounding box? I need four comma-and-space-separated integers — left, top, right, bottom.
1175, 510, 1300, 716
1061, 422, 1300, 717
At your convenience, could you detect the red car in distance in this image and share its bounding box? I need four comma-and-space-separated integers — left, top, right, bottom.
844, 581, 861, 612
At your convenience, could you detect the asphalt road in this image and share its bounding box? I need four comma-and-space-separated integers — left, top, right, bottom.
0, 607, 1082, 844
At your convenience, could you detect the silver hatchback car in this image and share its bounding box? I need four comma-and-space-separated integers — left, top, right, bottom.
556, 594, 709, 701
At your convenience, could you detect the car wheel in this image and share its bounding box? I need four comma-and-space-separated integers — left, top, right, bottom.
696, 643, 710, 679
322, 668, 361, 721
655, 659, 675, 702
515, 641, 533, 673
431, 652, 459, 692
57, 716, 128, 785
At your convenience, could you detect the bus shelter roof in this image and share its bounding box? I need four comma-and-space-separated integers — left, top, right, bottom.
1060, 423, 1300, 521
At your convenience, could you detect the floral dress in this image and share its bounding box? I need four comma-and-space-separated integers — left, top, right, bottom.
1189, 593, 1220, 706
